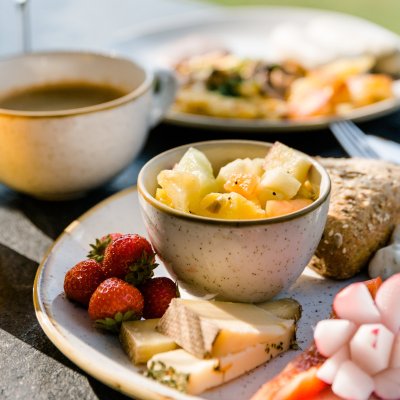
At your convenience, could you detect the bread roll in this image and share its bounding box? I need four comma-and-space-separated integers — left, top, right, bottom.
309, 158, 400, 279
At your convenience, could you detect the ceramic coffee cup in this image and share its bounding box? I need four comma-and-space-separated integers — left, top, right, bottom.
0, 51, 176, 200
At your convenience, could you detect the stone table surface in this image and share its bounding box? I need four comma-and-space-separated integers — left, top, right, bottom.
1, 1, 400, 399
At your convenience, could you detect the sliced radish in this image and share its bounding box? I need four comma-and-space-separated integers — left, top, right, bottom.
375, 273, 400, 334
317, 345, 349, 384
390, 333, 400, 368
332, 360, 374, 400
350, 323, 394, 375
333, 282, 381, 325
374, 368, 400, 400
314, 319, 357, 357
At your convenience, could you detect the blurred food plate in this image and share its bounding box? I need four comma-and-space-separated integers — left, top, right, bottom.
112, 6, 400, 131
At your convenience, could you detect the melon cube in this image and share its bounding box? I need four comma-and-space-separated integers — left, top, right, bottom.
350, 323, 394, 375
314, 319, 357, 358
374, 368, 400, 400
317, 345, 350, 384
265, 199, 313, 218
257, 168, 301, 207
332, 360, 374, 400
264, 142, 312, 183
223, 173, 260, 199
175, 147, 218, 197
216, 157, 264, 189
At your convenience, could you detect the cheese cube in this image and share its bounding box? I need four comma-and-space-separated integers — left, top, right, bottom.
120, 319, 178, 364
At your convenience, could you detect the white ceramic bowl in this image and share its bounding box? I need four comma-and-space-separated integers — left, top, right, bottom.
0, 51, 175, 200
138, 140, 331, 303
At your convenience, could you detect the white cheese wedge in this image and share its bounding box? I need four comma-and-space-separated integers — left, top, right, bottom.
120, 319, 178, 364
147, 339, 290, 395
256, 298, 302, 322
157, 299, 295, 358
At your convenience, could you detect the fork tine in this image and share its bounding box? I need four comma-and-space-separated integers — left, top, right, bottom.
330, 121, 380, 159
337, 121, 380, 159
330, 122, 370, 158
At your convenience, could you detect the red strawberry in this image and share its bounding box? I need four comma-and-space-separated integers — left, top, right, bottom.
64, 259, 105, 306
102, 234, 157, 284
88, 277, 144, 332
87, 233, 123, 263
139, 277, 179, 319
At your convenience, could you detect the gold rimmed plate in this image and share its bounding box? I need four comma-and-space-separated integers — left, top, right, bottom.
34, 186, 363, 399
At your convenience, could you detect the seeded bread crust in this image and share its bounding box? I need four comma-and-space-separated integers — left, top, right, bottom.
309, 157, 400, 279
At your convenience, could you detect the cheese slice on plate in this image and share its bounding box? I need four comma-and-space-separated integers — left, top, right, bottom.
157, 299, 295, 358
147, 338, 291, 395
120, 319, 178, 364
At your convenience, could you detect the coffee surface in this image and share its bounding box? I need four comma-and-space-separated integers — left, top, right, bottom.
0, 81, 127, 111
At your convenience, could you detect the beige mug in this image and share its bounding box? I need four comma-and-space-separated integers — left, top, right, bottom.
0, 51, 176, 200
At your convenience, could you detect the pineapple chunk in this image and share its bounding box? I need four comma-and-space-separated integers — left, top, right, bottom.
265, 199, 313, 218
197, 192, 265, 220
257, 167, 301, 207
155, 188, 174, 208
264, 142, 312, 183
216, 158, 264, 189
174, 147, 218, 196
157, 170, 199, 213
120, 319, 178, 364
295, 180, 318, 200
223, 173, 260, 199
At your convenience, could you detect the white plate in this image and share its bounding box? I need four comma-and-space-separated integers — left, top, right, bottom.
112, 6, 400, 131
34, 186, 364, 399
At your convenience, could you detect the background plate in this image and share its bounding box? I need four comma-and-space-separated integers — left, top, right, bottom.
113, 6, 400, 131
34, 186, 365, 399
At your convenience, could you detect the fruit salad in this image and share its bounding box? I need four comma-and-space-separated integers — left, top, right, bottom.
156, 142, 318, 219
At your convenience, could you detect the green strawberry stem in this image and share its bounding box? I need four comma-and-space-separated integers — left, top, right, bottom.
125, 251, 158, 285
87, 235, 113, 263
94, 310, 139, 333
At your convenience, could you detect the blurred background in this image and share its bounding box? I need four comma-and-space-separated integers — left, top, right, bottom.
1, 0, 399, 56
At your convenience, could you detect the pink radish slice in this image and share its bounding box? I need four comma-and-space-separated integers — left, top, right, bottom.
333, 282, 381, 325
332, 360, 374, 400
390, 333, 400, 368
374, 368, 400, 400
375, 273, 400, 334
314, 319, 357, 357
317, 345, 350, 384
350, 323, 394, 375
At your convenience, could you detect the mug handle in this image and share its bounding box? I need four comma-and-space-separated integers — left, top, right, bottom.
149, 69, 178, 128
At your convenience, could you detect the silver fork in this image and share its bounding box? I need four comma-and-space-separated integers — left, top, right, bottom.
330, 120, 381, 159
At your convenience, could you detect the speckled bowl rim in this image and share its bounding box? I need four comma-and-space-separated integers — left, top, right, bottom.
137, 139, 331, 226
0, 51, 153, 118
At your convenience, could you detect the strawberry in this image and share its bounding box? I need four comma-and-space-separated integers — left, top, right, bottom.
139, 277, 179, 319
88, 277, 144, 332
87, 233, 123, 263
101, 234, 157, 284
64, 259, 105, 306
